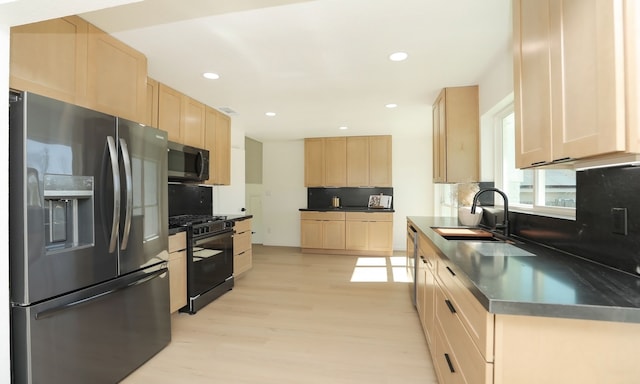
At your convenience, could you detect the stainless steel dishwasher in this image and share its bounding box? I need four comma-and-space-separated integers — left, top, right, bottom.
407, 223, 418, 306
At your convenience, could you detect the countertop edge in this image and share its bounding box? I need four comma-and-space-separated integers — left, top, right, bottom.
407, 216, 640, 324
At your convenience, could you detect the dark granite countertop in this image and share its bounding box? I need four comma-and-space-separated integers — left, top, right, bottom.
408, 216, 640, 323
300, 207, 395, 213
225, 214, 253, 222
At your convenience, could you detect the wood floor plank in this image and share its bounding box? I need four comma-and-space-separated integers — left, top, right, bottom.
122, 245, 438, 384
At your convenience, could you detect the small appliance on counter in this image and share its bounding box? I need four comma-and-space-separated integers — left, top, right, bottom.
331, 196, 341, 208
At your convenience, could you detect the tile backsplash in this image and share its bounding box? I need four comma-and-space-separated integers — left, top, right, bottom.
511, 165, 640, 276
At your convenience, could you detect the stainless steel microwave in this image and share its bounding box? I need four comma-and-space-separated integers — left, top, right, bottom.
167, 141, 210, 182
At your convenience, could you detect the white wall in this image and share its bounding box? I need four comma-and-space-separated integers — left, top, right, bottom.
261, 140, 307, 246
260, 133, 433, 250
1, 23, 11, 384
213, 118, 246, 215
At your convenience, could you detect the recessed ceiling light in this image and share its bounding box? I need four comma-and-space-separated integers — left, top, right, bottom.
385, 103, 398, 108
339, 126, 348, 130
389, 52, 408, 62
202, 72, 220, 80
265, 112, 276, 117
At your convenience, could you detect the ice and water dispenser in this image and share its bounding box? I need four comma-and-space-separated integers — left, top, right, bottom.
42, 174, 94, 252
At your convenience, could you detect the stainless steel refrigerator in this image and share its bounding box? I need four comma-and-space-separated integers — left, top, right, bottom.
9, 91, 171, 383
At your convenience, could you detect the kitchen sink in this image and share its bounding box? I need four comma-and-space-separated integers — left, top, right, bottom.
432, 226, 522, 244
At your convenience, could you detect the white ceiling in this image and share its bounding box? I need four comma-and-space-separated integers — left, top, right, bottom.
9, 0, 513, 142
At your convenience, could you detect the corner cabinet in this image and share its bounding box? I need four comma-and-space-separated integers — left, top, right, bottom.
514, 0, 640, 168
304, 135, 392, 187
168, 232, 187, 314
233, 219, 252, 277
432, 86, 479, 183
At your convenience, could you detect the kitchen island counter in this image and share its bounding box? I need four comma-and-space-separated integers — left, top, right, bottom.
408, 216, 640, 324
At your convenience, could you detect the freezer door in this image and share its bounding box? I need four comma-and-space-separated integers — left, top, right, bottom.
11, 264, 171, 384
117, 118, 169, 274
9, 92, 119, 305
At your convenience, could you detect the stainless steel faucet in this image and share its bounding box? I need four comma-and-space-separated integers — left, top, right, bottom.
471, 187, 510, 237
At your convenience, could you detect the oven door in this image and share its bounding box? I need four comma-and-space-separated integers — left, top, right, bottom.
188, 229, 234, 298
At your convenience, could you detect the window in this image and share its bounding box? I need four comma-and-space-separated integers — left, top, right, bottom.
494, 106, 576, 219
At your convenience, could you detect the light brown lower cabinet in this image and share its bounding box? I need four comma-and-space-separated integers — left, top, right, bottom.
168, 231, 187, 314
233, 219, 253, 277
413, 225, 640, 384
301, 211, 393, 255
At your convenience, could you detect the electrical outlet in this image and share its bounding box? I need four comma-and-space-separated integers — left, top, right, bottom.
612, 208, 628, 235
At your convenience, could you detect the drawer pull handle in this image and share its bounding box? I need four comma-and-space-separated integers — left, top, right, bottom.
444, 353, 455, 373
445, 299, 456, 314
446, 266, 456, 276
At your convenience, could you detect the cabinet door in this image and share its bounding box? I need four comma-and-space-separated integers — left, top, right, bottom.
182, 97, 206, 148
514, 0, 553, 167
203, 106, 217, 185
345, 220, 368, 250
368, 221, 393, 251
301, 220, 324, 248
444, 87, 479, 183
214, 111, 232, 185
158, 84, 183, 142
304, 138, 325, 187
416, 256, 427, 337
87, 24, 147, 123
324, 137, 347, 186
323, 220, 346, 250
145, 77, 159, 128
550, 0, 626, 160
369, 136, 392, 187
168, 250, 187, 313
347, 136, 369, 187
432, 91, 447, 182
10, 16, 88, 105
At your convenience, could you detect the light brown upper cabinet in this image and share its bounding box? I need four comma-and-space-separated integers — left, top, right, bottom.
304, 138, 326, 187
86, 24, 147, 123
203, 106, 231, 186
158, 84, 184, 142
10, 16, 148, 123
347, 136, 393, 187
212, 109, 231, 185
145, 77, 159, 128
305, 135, 392, 187
514, 0, 640, 168
432, 86, 479, 183
324, 137, 347, 186
10, 16, 89, 106
182, 97, 206, 148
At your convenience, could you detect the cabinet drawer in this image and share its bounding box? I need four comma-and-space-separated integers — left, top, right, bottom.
345, 212, 393, 221
234, 249, 252, 276
300, 211, 345, 221
436, 283, 494, 383
418, 232, 438, 269
234, 218, 252, 234
233, 230, 252, 255
437, 257, 494, 361
434, 313, 492, 384
168, 231, 187, 253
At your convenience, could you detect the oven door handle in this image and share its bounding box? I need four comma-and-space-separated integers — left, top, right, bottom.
193, 229, 233, 246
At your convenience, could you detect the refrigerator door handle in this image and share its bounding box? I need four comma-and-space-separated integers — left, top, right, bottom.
34, 267, 167, 320
107, 136, 121, 253
119, 138, 133, 250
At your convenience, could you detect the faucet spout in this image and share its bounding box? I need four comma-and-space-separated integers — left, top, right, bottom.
471, 188, 510, 237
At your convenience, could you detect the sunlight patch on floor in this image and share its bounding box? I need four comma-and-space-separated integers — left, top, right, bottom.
350, 256, 410, 283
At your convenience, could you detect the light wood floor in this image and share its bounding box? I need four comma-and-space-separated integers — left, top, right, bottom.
122, 245, 438, 384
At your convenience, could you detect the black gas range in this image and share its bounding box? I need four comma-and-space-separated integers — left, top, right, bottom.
169, 214, 232, 237
168, 185, 234, 314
